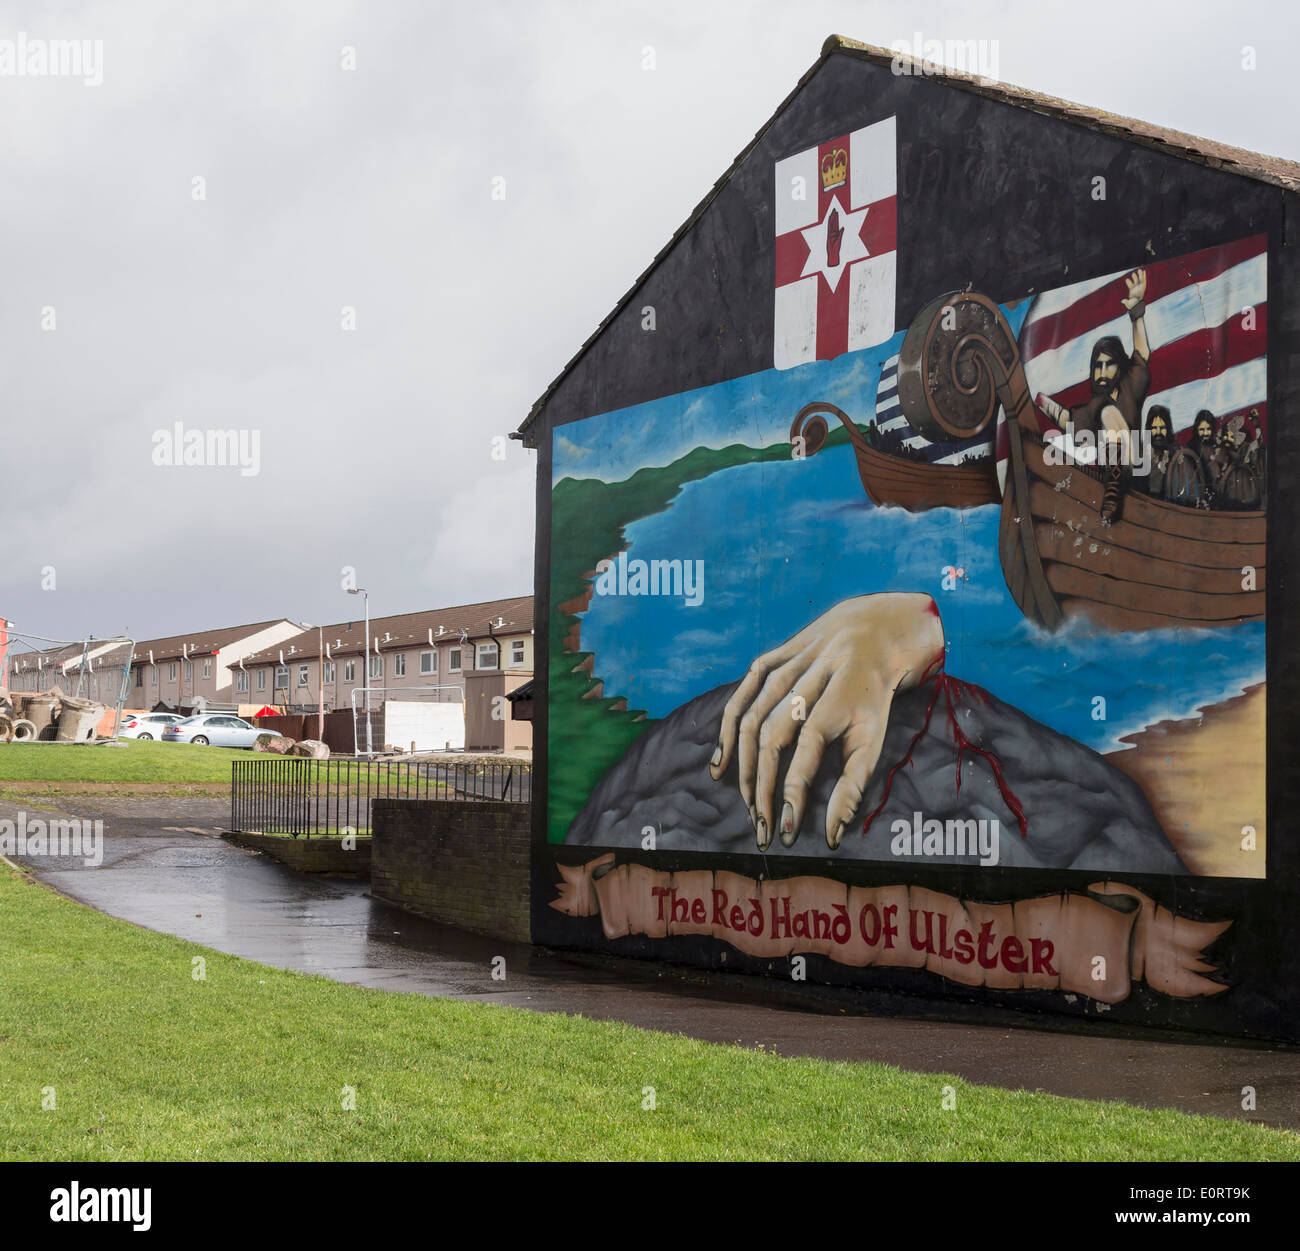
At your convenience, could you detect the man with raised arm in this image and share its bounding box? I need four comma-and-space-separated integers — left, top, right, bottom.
1036, 269, 1150, 523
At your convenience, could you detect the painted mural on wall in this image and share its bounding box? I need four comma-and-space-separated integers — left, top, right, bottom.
546, 124, 1265, 1009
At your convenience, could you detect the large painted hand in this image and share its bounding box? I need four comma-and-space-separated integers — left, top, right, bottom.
709, 593, 945, 851
1123, 269, 1150, 361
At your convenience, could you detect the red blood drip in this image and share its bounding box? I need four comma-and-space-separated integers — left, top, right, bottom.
861, 668, 1027, 839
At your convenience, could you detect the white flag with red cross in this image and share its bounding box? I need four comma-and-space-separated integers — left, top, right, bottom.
772, 117, 897, 369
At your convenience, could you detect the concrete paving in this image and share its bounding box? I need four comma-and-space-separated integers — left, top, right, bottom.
4, 795, 1299, 1131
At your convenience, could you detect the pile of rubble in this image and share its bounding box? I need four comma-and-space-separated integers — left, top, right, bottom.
0, 688, 109, 743
253, 733, 330, 759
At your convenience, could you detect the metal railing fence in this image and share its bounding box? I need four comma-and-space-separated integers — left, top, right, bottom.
230, 756, 532, 836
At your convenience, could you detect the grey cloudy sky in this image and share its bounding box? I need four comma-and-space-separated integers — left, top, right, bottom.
1, 0, 1295, 649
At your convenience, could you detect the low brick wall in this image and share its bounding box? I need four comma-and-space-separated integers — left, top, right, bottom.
371, 799, 531, 943
224, 831, 371, 876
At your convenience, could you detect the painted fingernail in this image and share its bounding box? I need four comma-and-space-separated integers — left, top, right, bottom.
756, 816, 770, 850
779, 802, 796, 847
710, 745, 722, 768
827, 821, 845, 850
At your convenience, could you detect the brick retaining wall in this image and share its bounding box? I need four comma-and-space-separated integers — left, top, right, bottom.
223, 830, 371, 875
371, 799, 531, 943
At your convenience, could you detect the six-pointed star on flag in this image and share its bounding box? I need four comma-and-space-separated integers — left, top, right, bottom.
800, 194, 870, 293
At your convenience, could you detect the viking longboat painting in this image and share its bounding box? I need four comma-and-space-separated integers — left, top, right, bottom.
791, 237, 1268, 635
542, 73, 1279, 1025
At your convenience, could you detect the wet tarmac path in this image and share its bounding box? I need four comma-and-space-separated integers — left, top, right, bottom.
5, 796, 1299, 1131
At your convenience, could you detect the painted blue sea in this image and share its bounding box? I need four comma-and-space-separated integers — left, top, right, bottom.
575, 441, 1262, 752
554, 332, 1265, 755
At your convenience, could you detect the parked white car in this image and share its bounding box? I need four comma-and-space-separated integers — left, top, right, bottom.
118, 713, 185, 740
162, 714, 267, 748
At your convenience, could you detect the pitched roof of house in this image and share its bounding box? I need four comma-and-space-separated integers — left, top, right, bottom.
132, 619, 297, 663
837, 37, 1300, 188
7, 641, 86, 671
7, 619, 294, 674
514, 34, 1300, 445
242, 596, 534, 664
6, 637, 133, 675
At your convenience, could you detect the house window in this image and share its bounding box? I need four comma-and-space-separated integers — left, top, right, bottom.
274, 665, 288, 690
477, 642, 499, 670
184, 660, 193, 680
202, 658, 212, 679
368, 654, 383, 680
257, 669, 266, 691
324, 661, 335, 684
135, 667, 142, 687
236, 670, 249, 693
168, 662, 177, 681
344, 660, 355, 683
394, 653, 406, 677
448, 648, 461, 672
150, 666, 158, 685
510, 640, 525, 667
420, 650, 436, 675
297, 665, 309, 687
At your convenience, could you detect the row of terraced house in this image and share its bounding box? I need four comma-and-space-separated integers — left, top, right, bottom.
4, 595, 534, 754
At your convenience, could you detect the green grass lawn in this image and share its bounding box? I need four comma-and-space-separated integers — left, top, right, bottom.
0, 739, 244, 786
0, 741, 457, 798
0, 740, 382, 798
0, 863, 1296, 1161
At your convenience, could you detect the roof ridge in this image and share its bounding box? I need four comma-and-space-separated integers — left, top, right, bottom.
239, 596, 536, 662
515, 33, 1298, 442
132, 616, 296, 645
826, 35, 1300, 190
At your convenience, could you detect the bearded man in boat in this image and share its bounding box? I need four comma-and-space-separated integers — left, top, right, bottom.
1144, 405, 1174, 497
1036, 269, 1150, 524
1212, 412, 1264, 509
1144, 404, 1206, 506
1190, 410, 1218, 505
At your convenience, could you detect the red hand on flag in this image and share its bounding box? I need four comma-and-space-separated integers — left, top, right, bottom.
827, 208, 843, 269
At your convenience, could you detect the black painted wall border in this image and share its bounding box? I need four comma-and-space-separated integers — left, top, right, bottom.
527, 48, 1300, 1043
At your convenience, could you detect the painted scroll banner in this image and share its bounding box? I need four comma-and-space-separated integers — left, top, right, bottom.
552, 857, 1230, 1004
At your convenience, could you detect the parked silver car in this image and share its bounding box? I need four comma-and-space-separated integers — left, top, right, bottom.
162, 714, 266, 748
118, 713, 184, 740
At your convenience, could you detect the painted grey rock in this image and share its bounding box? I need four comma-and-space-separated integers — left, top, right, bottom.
564, 679, 1187, 874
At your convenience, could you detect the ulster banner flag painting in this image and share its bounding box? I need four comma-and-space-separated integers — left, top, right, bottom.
773, 116, 897, 368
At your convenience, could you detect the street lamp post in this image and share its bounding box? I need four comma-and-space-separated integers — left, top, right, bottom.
347, 587, 370, 755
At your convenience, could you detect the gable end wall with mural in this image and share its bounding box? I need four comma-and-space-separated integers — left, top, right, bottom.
525, 46, 1300, 1043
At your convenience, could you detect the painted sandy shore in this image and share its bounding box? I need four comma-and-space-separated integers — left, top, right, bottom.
1106, 684, 1265, 879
